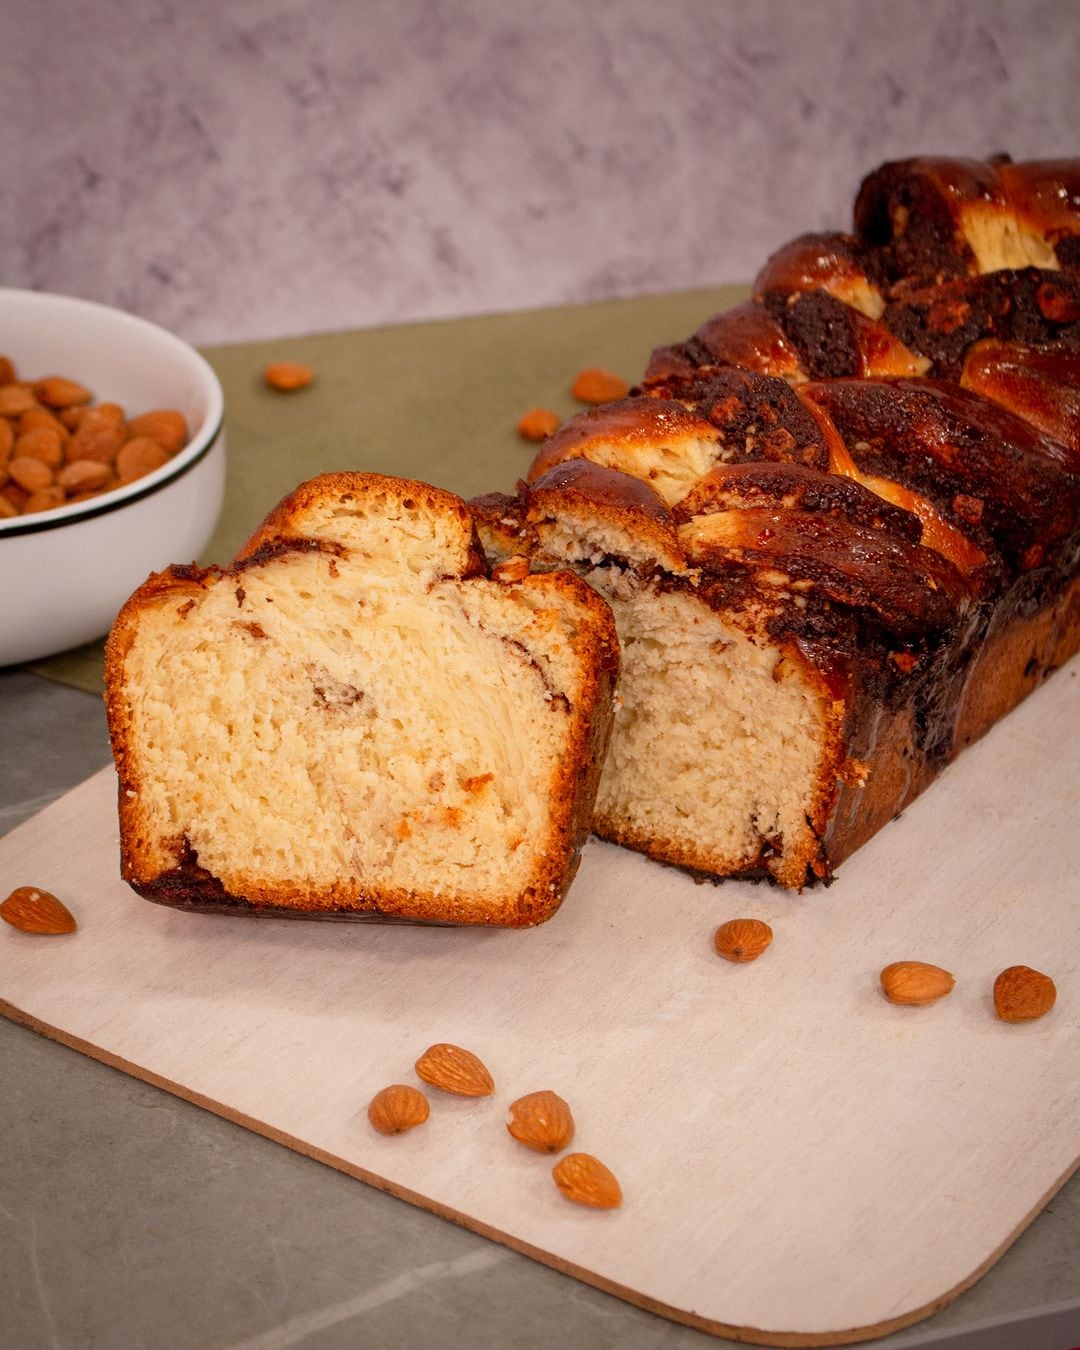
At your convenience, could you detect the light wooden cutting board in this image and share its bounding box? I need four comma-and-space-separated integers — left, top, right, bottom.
2, 668, 1078, 1346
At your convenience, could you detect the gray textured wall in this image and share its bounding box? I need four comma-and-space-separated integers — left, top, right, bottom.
4, 0, 1076, 344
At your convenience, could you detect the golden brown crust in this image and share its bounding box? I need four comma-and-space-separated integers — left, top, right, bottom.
526, 398, 719, 488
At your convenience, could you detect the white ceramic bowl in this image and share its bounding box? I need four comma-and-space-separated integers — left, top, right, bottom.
0, 288, 226, 666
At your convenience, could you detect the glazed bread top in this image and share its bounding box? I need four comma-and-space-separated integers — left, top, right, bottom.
505, 158, 1080, 670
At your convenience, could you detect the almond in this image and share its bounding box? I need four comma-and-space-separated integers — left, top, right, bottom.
714, 917, 773, 962
552, 1153, 622, 1209
116, 436, 170, 483
880, 960, 955, 1005
34, 376, 92, 409
492, 555, 530, 584
58, 459, 113, 495
14, 426, 64, 468
0, 384, 39, 416
571, 367, 629, 405
415, 1043, 494, 1097
1, 886, 77, 934
367, 1084, 430, 1134
7, 455, 54, 492
69, 416, 125, 464
24, 486, 65, 513
264, 361, 315, 392
507, 1090, 575, 1154
126, 408, 188, 453
993, 965, 1056, 1023
517, 407, 560, 441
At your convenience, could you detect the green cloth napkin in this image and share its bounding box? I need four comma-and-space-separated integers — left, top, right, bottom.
29, 283, 749, 695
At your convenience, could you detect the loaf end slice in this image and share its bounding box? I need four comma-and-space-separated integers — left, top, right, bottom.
105, 472, 619, 927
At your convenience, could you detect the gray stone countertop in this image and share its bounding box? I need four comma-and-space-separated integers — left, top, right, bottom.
1, 669, 1078, 1350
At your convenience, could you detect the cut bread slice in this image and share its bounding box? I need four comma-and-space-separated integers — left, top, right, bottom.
472, 460, 978, 889
105, 473, 618, 926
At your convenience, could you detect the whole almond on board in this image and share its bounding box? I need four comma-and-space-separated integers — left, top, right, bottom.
367, 1084, 430, 1134
507, 1091, 575, 1154
552, 1153, 622, 1209
264, 361, 315, 392
415, 1043, 494, 1097
571, 367, 630, 404
993, 966, 1057, 1023
880, 961, 955, 1005
1, 886, 77, 934
714, 917, 773, 962
517, 407, 560, 441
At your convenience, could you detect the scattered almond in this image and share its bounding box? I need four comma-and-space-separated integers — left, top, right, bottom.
415, 1043, 494, 1097
517, 407, 560, 441
880, 960, 955, 1005
367, 1084, 430, 1134
1, 886, 77, 934
492, 555, 530, 584
507, 1090, 575, 1154
264, 361, 315, 392
714, 917, 773, 962
552, 1153, 622, 1209
993, 965, 1056, 1023
571, 367, 629, 404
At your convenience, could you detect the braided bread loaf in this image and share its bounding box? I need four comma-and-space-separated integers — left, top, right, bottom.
473, 156, 1080, 888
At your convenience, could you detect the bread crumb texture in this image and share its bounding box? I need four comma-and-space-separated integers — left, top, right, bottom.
585, 571, 829, 887
106, 474, 616, 925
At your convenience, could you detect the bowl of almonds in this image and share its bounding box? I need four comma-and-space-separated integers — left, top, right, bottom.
0, 288, 226, 665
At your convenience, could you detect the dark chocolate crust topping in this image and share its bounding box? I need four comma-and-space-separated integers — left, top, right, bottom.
675, 459, 923, 543
805, 377, 1080, 573
649, 367, 830, 469
883, 268, 1080, 378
